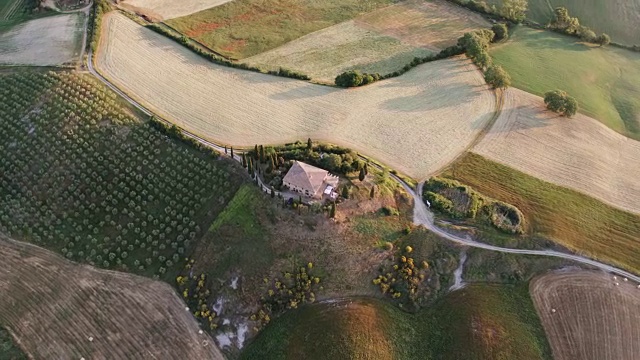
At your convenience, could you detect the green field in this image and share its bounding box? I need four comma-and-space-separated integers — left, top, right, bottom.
487, 0, 640, 46
443, 153, 640, 275
0, 71, 243, 279
165, 0, 394, 59
0, 327, 26, 360
241, 284, 552, 359
490, 26, 640, 139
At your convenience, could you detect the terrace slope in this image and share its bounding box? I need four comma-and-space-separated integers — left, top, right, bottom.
472, 89, 640, 215
96, 13, 496, 180
0, 235, 224, 359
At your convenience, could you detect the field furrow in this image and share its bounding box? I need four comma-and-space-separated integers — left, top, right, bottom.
0, 235, 224, 360
472, 89, 640, 214
96, 13, 496, 180
531, 271, 640, 360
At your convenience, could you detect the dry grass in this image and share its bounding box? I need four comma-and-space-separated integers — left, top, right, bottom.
0, 13, 84, 66
244, 20, 432, 83
356, 0, 490, 50
0, 235, 224, 359
531, 270, 640, 360
472, 88, 640, 214
120, 0, 232, 20
96, 13, 496, 180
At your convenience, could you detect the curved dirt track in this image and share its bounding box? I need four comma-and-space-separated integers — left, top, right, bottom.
95, 12, 496, 180
473, 88, 640, 214
0, 235, 223, 360
531, 270, 640, 360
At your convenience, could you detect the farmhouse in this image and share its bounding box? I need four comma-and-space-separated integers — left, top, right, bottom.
282, 161, 339, 199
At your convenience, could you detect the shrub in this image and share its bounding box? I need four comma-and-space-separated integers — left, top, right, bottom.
381, 206, 400, 216
489, 201, 525, 234
544, 90, 579, 117
484, 64, 511, 89
335, 70, 364, 87
424, 191, 455, 215
596, 33, 611, 46
491, 23, 509, 41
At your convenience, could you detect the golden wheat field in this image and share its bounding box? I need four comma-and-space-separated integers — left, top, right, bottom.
472, 89, 640, 214
531, 270, 640, 360
96, 13, 496, 180
120, 0, 232, 20
0, 235, 224, 360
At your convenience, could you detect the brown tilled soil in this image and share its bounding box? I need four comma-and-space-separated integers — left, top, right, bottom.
531, 270, 640, 360
0, 235, 224, 360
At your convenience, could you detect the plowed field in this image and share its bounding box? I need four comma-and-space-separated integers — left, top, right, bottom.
531, 270, 640, 360
473, 89, 640, 214
120, 0, 232, 20
96, 13, 496, 180
0, 235, 224, 360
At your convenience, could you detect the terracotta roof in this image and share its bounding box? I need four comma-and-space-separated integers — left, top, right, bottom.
283, 161, 329, 195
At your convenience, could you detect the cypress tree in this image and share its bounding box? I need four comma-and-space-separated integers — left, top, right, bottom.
242, 153, 247, 168
364, 163, 368, 175
370, 186, 375, 199
248, 157, 253, 175
341, 186, 349, 199
329, 202, 336, 218
254, 144, 259, 159
358, 167, 365, 182
259, 145, 265, 163
307, 138, 312, 150
270, 187, 275, 198
224, 146, 227, 154
230, 147, 234, 158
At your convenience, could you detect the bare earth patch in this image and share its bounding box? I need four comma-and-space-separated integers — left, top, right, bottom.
0, 235, 224, 359
120, 0, 232, 20
531, 270, 640, 360
96, 13, 495, 180
473, 89, 640, 214
0, 13, 84, 66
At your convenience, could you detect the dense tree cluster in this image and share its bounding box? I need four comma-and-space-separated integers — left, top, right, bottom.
457, 29, 512, 89
373, 245, 430, 307
176, 259, 219, 331
499, 0, 528, 23
0, 72, 239, 277
544, 89, 578, 117
334, 70, 381, 87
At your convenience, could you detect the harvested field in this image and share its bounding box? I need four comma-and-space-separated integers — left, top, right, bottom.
244, 20, 432, 83
473, 88, 640, 215
96, 13, 496, 180
531, 270, 640, 360
0, 235, 224, 359
120, 0, 232, 21
356, 0, 490, 50
165, 0, 394, 59
0, 13, 84, 66
244, 0, 489, 82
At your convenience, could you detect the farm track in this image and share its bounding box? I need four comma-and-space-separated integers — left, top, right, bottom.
86, 50, 640, 283
0, 234, 224, 360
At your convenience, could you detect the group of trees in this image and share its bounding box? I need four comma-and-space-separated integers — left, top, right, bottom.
0, 72, 238, 278
544, 90, 578, 117
549, 7, 610, 46
334, 70, 382, 87
458, 29, 512, 89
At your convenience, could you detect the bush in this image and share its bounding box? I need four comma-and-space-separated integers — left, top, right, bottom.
335, 70, 364, 87
596, 33, 611, 46
424, 191, 455, 215
491, 23, 509, 41
484, 64, 511, 89
381, 206, 400, 216
489, 201, 525, 234
544, 90, 578, 117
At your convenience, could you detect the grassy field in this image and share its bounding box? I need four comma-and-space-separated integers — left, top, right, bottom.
486, 0, 640, 46
0, 327, 26, 360
531, 271, 640, 360
165, 0, 394, 59
442, 153, 640, 275
0, 235, 224, 359
0, 13, 86, 66
0, 70, 243, 279
97, 13, 496, 180
241, 284, 552, 359
490, 26, 640, 139
244, 0, 489, 81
